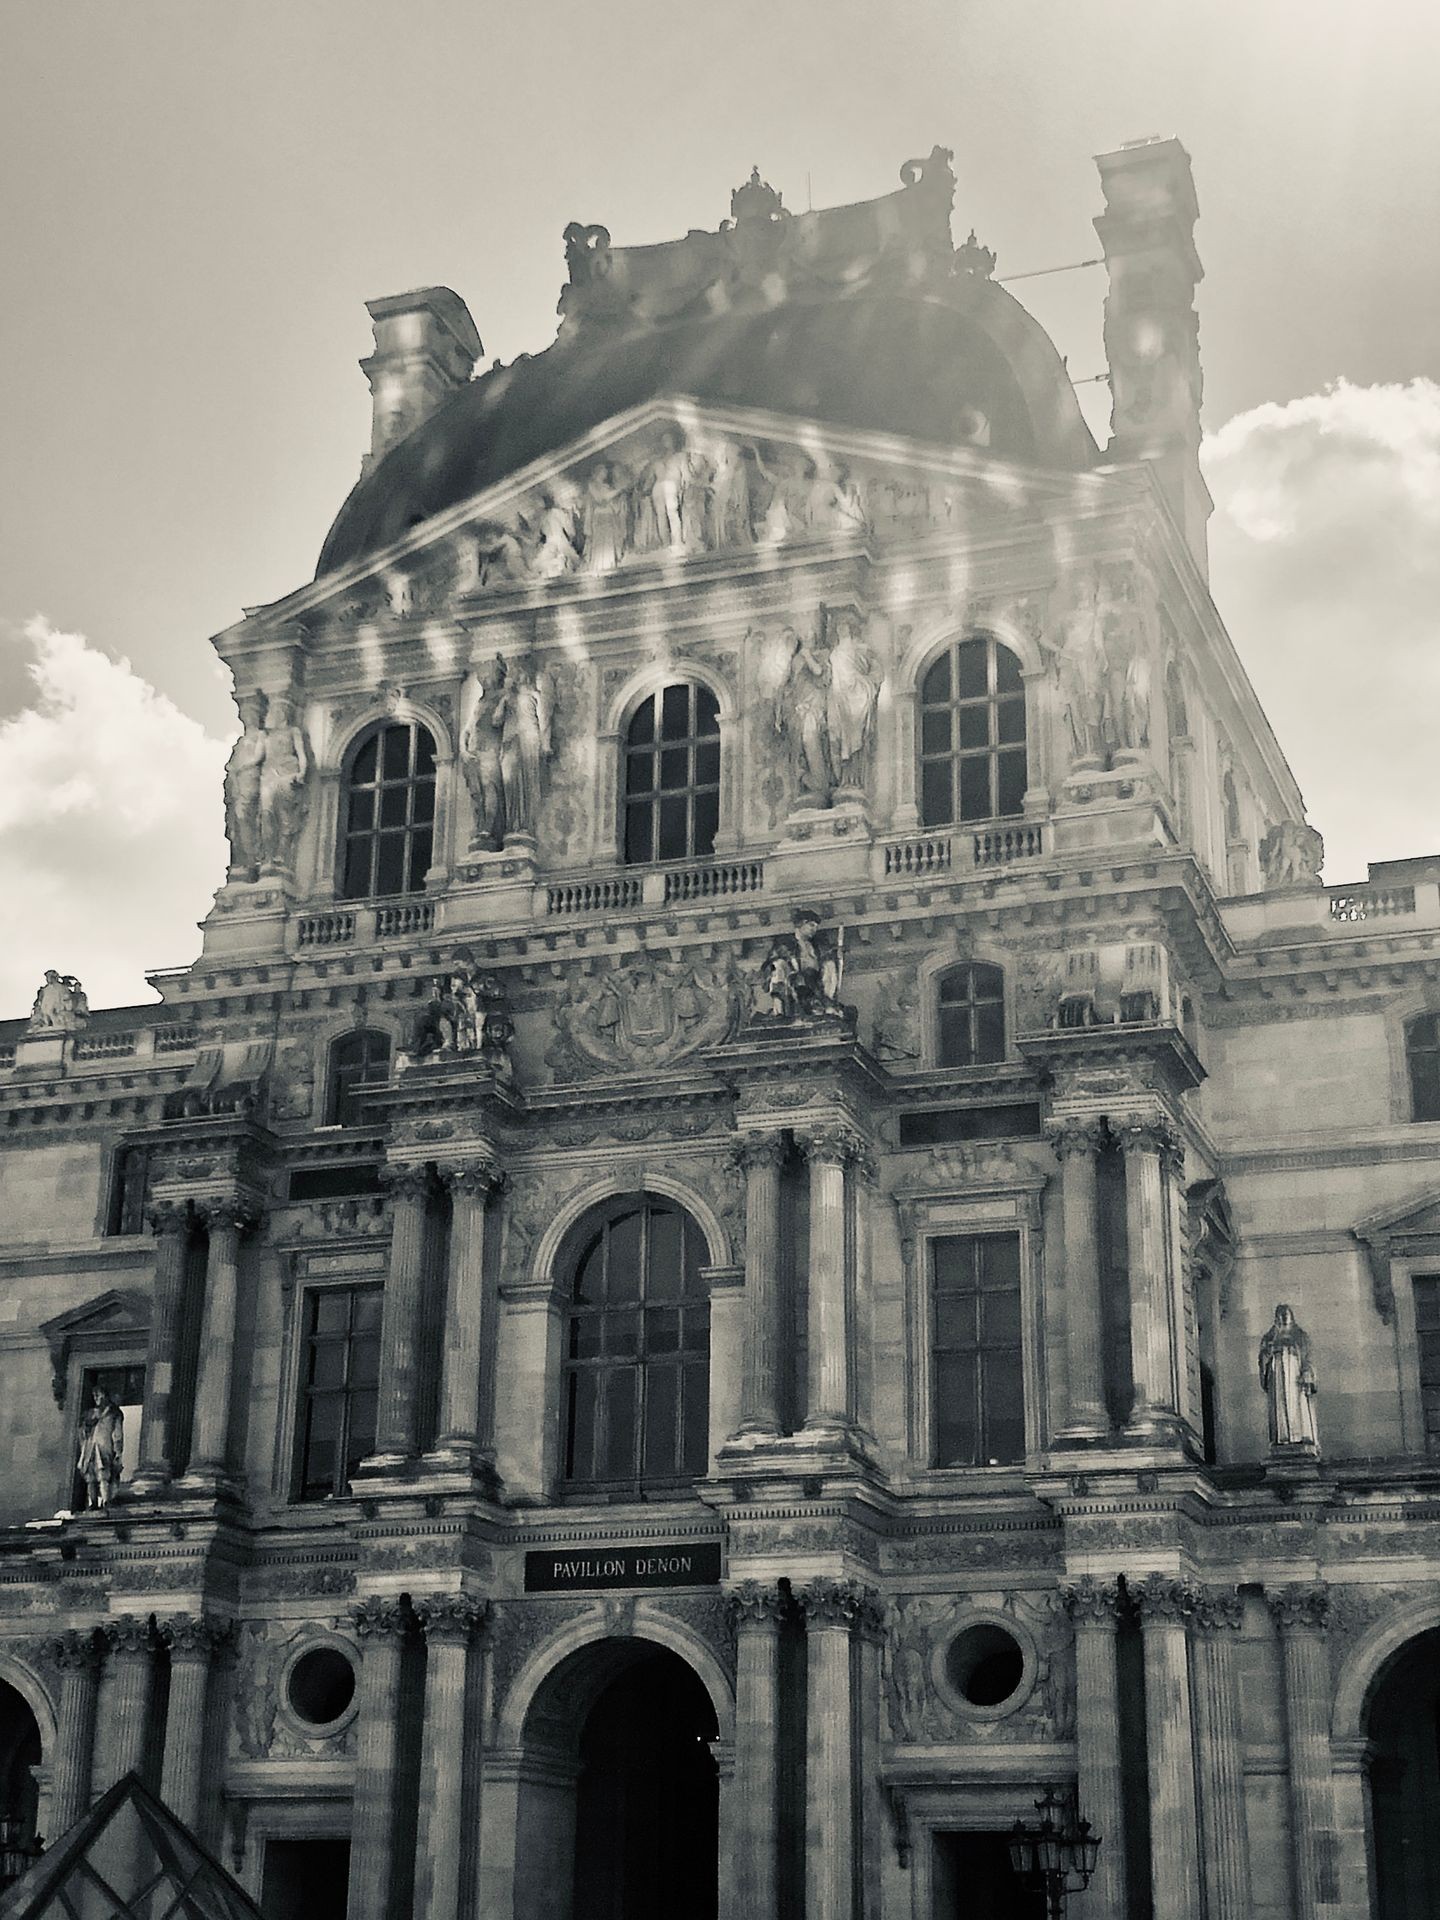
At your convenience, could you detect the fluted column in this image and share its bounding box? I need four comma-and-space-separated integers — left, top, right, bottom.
798, 1580, 876, 1920
131, 1202, 192, 1492
42, 1630, 103, 1837
798, 1130, 859, 1437
1062, 1579, 1128, 1920
185, 1203, 257, 1485
413, 1595, 490, 1920
1268, 1584, 1338, 1920
1191, 1586, 1251, 1920
726, 1582, 786, 1916
346, 1598, 415, 1920
1133, 1575, 1201, 1920
1047, 1119, 1109, 1437
732, 1136, 786, 1438
371, 1165, 431, 1464
433, 1162, 502, 1464
159, 1615, 232, 1829
98, 1616, 158, 1790
1117, 1118, 1180, 1438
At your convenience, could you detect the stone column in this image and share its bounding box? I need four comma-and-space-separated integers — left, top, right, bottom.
1190, 1586, 1251, 1920
346, 1598, 414, 1920
42, 1629, 103, 1837
1268, 1584, 1338, 1920
1062, 1579, 1128, 1920
1134, 1575, 1201, 1920
185, 1203, 256, 1485
1047, 1119, 1109, 1437
798, 1579, 873, 1920
413, 1595, 490, 1920
98, 1616, 158, 1790
372, 1165, 431, 1464
726, 1582, 786, 1914
159, 1615, 231, 1830
731, 1136, 786, 1439
433, 1161, 502, 1466
799, 1130, 858, 1438
1116, 1118, 1180, 1439
131, 1202, 192, 1492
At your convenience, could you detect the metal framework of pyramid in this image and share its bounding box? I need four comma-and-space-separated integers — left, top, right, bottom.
0, 1774, 261, 1920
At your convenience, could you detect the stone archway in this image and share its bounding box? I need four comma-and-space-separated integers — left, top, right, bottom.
1368, 1624, 1440, 1919
0, 1676, 42, 1855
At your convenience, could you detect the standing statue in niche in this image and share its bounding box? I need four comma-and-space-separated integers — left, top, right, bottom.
1259, 1303, 1320, 1451
28, 969, 89, 1033
775, 623, 834, 804
1052, 576, 1111, 769
495, 653, 555, 843
77, 1386, 124, 1509
460, 658, 508, 850
824, 608, 881, 792
223, 690, 268, 880
258, 694, 310, 872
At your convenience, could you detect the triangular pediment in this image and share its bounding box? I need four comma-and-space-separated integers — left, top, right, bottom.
38, 1288, 149, 1347
253, 397, 1115, 633
1354, 1189, 1440, 1245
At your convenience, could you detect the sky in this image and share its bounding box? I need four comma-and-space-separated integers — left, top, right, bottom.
1, 0, 1437, 1011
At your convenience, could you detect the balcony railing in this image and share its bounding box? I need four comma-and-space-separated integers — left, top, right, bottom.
295, 909, 357, 948
1327, 885, 1417, 924
73, 1031, 139, 1061
545, 858, 764, 916
546, 875, 643, 917
880, 821, 1045, 880
883, 834, 953, 879
662, 859, 764, 904
973, 822, 1045, 866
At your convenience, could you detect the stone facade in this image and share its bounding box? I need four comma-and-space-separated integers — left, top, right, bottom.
1, 140, 1438, 1920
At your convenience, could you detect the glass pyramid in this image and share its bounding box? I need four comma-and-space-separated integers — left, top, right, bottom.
0, 1773, 261, 1920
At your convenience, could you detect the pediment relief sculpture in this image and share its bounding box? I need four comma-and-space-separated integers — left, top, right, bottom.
547, 952, 741, 1080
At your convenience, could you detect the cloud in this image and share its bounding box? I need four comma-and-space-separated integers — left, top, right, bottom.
0, 618, 229, 1016
1203, 378, 1440, 882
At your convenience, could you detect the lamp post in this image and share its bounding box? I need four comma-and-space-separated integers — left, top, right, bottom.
0, 1809, 43, 1891
1007, 1787, 1101, 1920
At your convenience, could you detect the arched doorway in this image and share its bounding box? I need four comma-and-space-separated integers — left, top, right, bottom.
1370, 1625, 1440, 1919
0, 1678, 41, 1859
515, 1638, 720, 1920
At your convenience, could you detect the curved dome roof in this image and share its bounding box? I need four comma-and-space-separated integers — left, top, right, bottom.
317, 286, 1091, 576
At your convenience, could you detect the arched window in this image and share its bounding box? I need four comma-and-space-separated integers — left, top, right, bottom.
339, 720, 437, 899
936, 963, 1006, 1068
561, 1197, 710, 1492
919, 635, 1026, 828
1408, 1013, 1440, 1122
623, 684, 720, 864
327, 1030, 392, 1128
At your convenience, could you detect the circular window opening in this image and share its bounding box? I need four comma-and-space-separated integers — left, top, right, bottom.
287, 1647, 356, 1726
945, 1623, 1025, 1708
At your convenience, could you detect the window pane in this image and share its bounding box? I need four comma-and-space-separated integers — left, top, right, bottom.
1411, 1050, 1440, 1122
921, 760, 953, 828
695, 685, 719, 735
350, 1335, 380, 1388
410, 775, 436, 824
347, 1389, 378, 1468
997, 749, 1028, 817
958, 703, 990, 750
955, 639, 988, 698
567, 1372, 597, 1481
380, 784, 410, 829
409, 826, 433, 884
1415, 1279, 1440, 1331
935, 1293, 978, 1349
682, 1362, 709, 1473
937, 1006, 973, 1069
625, 800, 654, 864
644, 1366, 679, 1476
921, 710, 952, 755
693, 790, 719, 854
628, 697, 655, 746
935, 1355, 978, 1466
647, 1306, 682, 1353
353, 1288, 383, 1331
922, 651, 952, 703
571, 1313, 602, 1360
649, 1208, 683, 1297
983, 1350, 1026, 1463
414, 730, 436, 777
347, 790, 375, 833
375, 834, 406, 897
658, 796, 689, 861
344, 839, 374, 899
604, 1309, 640, 1357
574, 1236, 604, 1304
694, 741, 721, 787
659, 747, 690, 791
974, 1000, 1006, 1063
310, 1342, 346, 1390
931, 1236, 976, 1293
997, 694, 1027, 744
608, 1211, 643, 1299
604, 1369, 637, 1479
351, 736, 378, 784
661, 683, 690, 737
382, 725, 411, 779
981, 1287, 1023, 1344
959, 756, 991, 822
994, 645, 1023, 693
980, 1236, 1022, 1290
626, 752, 655, 795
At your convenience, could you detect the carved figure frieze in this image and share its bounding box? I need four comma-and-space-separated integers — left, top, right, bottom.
1260, 819, 1325, 889
27, 970, 88, 1034
232, 1623, 278, 1760
749, 911, 850, 1025
548, 952, 740, 1079
1260, 1303, 1320, 1452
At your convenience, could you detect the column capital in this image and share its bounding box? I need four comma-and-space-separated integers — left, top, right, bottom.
1265, 1582, 1330, 1634
1192, 1584, 1245, 1631
43, 1627, 104, 1674
728, 1132, 788, 1175
1132, 1572, 1198, 1624
1061, 1576, 1125, 1626
159, 1613, 237, 1661
147, 1199, 192, 1238
1112, 1114, 1182, 1160
724, 1580, 788, 1629
436, 1158, 505, 1202
1045, 1116, 1107, 1159
796, 1125, 870, 1172
103, 1613, 159, 1658
413, 1593, 491, 1644
380, 1162, 432, 1206
796, 1577, 883, 1633
196, 1197, 261, 1236
348, 1595, 416, 1641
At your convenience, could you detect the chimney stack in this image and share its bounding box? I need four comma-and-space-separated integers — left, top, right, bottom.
1094, 137, 1211, 578
359, 286, 482, 474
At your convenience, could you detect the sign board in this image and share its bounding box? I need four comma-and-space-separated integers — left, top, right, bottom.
524, 1541, 723, 1593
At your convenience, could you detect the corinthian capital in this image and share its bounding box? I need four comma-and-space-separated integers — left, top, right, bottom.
198, 1198, 260, 1237
103, 1613, 159, 1659
1265, 1582, 1330, 1634
1044, 1116, 1107, 1160
1112, 1114, 1182, 1162
43, 1627, 104, 1674
380, 1163, 431, 1207
348, 1595, 413, 1641
1061, 1576, 1124, 1626
1191, 1585, 1244, 1632
147, 1199, 191, 1239
797, 1577, 882, 1631
1131, 1572, 1197, 1624
437, 1160, 504, 1203
724, 1580, 788, 1629
728, 1133, 788, 1177
414, 1593, 491, 1643
797, 1126, 868, 1170
160, 1613, 237, 1661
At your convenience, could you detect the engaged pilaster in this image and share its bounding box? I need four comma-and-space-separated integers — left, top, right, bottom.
1061, 1578, 1128, 1920
797, 1579, 880, 1920
796, 1129, 865, 1440
97, 1615, 159, 1791
431, 1160, 504, 1470
346, 1597, 418, 1920
1190, 1586, 1252, 1920
131, 1203, 193, 1493
1046, 1119, 1109, 1437
725, 1581, 787, 1913
1116, 1117, 1183, 1440
413, 1594, 490, 1920
369, 1165, 432, 1466
1133, 1574, 1201, 1920
184, 1202, 259, 1489
1267, 1583, 1339, 1920
159, 1614, 234, 1832
730, 1135, 786, 1439
43, 1629, 103, 1837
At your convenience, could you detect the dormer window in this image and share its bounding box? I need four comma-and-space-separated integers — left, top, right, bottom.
623, 684, 720, 864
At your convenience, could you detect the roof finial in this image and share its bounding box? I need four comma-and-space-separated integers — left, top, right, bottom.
731, 165, 784, 224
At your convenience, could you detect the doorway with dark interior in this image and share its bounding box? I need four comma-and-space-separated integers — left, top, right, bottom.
933, 1829, 1047, 1919
260, 1837, 350, 1920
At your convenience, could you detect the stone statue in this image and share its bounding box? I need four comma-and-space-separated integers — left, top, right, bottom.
404, 958, 513, 1073
1259, 1303, 1319, 1450
223, 691, 268, 880
258, 695, 310, 871
1260, 820, 1325, 889
645, 432, 706, 551
824, 609, 881, 791
494, 654, 555, 844
460, 659, 508, 850
532, 497, 580, 578
77, 1386, 124, 1508
883, 1600, 936, 1743
754, 448, 814, 542
775, 623, 834, 804
751, 912, 847, 1022
581, 462, 632, 574
1052, 577, 1111, 769
707, 439, 755, 548
28, 970, 89, 1033
479, 510, 537, 585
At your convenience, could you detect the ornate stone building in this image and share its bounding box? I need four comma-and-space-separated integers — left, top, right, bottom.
1, 139, 1438, 1920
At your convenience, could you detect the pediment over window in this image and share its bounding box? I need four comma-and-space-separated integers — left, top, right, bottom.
38, 1289, 149, 1408
1352, 1189, 1440, 1325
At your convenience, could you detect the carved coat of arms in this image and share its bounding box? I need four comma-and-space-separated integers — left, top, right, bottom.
548, 953, 740, 1078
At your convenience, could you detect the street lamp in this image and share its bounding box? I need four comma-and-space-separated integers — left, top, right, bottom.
1007, 1787, 1101, 1919
0, 1809, 44, 1891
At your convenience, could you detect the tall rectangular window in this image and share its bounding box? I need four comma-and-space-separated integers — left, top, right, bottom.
105, 1146, 150, 1236
931, 1232, 1024, 1466
1415, 1275, 1440, 1457
294, 1286, 381, 1499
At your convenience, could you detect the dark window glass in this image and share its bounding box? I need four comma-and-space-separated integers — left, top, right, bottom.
561, 1199, 710, 1492
936, 964, 1006, 1068
338, 720, 438, 900
1407, 1014, 1440, 1122
931, 1233, 1025, 1467
623, 685, 721, 864
106, 1146, 150, 1236
295, 1286, 382, 1499
1417, 1276, 1440, 1458
918, 635, 1027, 827
327, 1031, 391, 1127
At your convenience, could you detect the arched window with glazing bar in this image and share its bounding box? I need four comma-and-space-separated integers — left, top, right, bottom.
918, 635, 1026, 828
338, 720, 437, 899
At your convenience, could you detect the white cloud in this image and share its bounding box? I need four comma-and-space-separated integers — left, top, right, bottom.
1203, 378, 1440, 882
0, 618, 229, 1016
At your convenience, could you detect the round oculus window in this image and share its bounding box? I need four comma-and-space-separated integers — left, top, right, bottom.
944, 1622, 1026, 1709
286, 1646, 357, 1727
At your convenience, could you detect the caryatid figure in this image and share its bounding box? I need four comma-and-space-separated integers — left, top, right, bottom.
223, 690, 267, 879
824, 610, 881, 791
495, 653, 554, 843
258, 694, 310, 872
